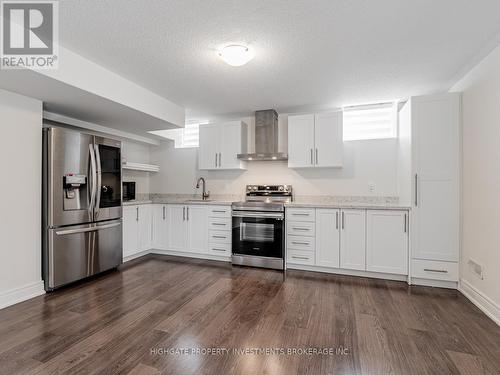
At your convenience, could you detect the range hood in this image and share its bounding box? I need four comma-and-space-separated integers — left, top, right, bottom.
237, 109, 288, 161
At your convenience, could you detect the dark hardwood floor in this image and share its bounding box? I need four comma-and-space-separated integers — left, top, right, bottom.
0, 255, 499, 375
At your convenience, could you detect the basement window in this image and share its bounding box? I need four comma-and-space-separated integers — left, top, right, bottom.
149, 122, 205, 148
343, 102, 397, 141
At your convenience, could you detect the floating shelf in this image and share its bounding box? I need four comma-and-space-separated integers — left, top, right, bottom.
122, 162, 160, 172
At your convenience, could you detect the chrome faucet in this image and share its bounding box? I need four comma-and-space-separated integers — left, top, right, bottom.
196, 177, 210, 200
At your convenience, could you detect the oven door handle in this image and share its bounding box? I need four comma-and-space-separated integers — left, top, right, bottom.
232, 211, 284, 220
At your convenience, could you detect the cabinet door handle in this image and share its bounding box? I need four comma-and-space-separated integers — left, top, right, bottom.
163, 206, 166, 220
187, 207, 189, 221
215, 153, 218, 167
341, 212, 345, 229
310, 149, 313, 165
336, 211, 339, 229
136, 207, 139, 221
212, 210, 227, 213
315, 148, 318, 165
414, 174, 418, 207
183, 206, 185, 221
292, 213, 309, 216
292, 227, 309, 231
404, 213, 407, 233
212, 223, 226, 226
291, 241, 309, 245
219, 153, 222, 167
211, 248, 227, 252
212, 235, 227, 239
423, 268, 448, 273
291, 256, 309, 260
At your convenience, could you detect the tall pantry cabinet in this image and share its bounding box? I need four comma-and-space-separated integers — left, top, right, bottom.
399, 93, 461, 286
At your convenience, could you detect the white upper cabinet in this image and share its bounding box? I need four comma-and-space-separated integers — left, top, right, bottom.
339, 209, 366, 271
366, 210, 408, 275
288, 112, 343, 168
409, 93, 460, 262
314, 112, 343, 168
288, 114, 315, 168
198, 121, 248, 170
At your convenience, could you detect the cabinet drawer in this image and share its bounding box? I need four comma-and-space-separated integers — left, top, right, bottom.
209, 230, 231, 244
287, 208, 316, 222
287, 221, 315, 237
208, 217, 232, 231
208, 206, 232, 218
411, 259, 458, 281
287, 249, 315, 265
287, 235, 315, 252
208, 242, 231, 256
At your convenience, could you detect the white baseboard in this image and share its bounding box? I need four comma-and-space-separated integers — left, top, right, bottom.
150, 248, 231, 263
286, 264, 408, 282
123, 249, 151, 263
0, 280, 45, 310
410, 277, 458, 289
459, 279, 500, 326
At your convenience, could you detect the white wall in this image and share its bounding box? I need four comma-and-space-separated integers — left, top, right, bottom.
451, 44, 500, 316
150, 114, 399, 197
122, 141, 152, 195
0, 89, 45, 308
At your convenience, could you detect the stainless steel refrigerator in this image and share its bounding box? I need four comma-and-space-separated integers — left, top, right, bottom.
42, 126, 123, 291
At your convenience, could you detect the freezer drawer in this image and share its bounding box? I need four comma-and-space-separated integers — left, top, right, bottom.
45, 220, 123, 290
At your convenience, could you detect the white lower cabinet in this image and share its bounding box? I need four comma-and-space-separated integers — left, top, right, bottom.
185, 205, 208, 254
315, 209, 340, 268
339, 209, 366, 271
168, 204, 208, 254
168, 204, 187, 251
152, 204, 168, 249
123, 204, 151, 258
366, 210, 408, 275
287, 207, 410, 278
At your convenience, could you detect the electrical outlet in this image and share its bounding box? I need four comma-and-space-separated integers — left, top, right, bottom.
468, 259, 484, 280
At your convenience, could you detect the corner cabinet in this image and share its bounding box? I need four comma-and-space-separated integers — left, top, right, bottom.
288, 111, 343, 168
198, 121, 248, 170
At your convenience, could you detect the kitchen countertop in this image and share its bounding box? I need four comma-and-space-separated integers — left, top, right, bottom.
123, 195, 410, 210
285, 202, 410, 210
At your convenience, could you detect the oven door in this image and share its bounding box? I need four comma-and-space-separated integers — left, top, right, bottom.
232, 211, 284, 259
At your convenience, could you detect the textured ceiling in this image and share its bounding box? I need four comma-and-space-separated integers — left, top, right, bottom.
59, 0, 500, 123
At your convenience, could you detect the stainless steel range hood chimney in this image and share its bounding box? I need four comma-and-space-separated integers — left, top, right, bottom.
237, 109, 288, 161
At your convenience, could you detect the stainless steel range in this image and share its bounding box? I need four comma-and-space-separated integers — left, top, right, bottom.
231, 185, 292, 270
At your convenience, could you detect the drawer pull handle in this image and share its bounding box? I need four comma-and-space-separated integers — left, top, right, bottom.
212, 235, 227, 239
292, 256, 309, 260
212, 248, 227, 252
292, 227, 309, 231
212, 210, 227, 213
292, 213, 309, 216
212, 223, 227, 226
291, 241, 309, 245
423, 268, 448, 273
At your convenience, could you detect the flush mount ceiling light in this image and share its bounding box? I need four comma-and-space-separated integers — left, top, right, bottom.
218, 44, 254, 66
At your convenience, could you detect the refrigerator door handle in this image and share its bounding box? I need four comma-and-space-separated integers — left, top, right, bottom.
55, 221, 122, 235
88, 144, 97, 219
94, 144, 102, 218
